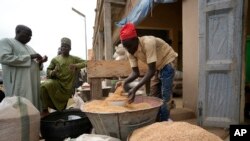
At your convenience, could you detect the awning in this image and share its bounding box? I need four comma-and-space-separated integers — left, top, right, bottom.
116, 0, 177, 27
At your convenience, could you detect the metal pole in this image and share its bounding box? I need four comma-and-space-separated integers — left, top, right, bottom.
72, 7, 87, 60
84, 17, 87, 60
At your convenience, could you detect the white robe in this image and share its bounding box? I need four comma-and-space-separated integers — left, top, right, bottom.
0, 38, 41, 110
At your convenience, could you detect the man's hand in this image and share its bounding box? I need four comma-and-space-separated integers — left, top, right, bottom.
115, 81, 131, 92
50, 66, 58, 77
37, 55, 48, 64
128, 88, 136, 104
115, 81, 123, 89
41, 55, 48, 63
30, 53, 42, 60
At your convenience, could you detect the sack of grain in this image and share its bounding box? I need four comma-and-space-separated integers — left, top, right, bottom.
113, 52, 119, 59
128, 122, 223, 141
115, 44, 126, 55
113, 44, 127, 60
0, 96, 40, 141
115, 55, 127, 61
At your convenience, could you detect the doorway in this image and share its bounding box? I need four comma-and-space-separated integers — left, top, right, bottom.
136, 0, 183, 108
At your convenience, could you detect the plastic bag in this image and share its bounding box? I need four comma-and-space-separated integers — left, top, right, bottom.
64, 134, 121, 141
67, 92, 85, 109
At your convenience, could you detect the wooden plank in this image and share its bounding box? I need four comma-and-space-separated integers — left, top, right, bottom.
87, 60, 148, 78
109, 0, 126, 6
91, 32, 103, 99
103, 1, 113, 60
90, 78, 102, 99
93, 0, 104, 45
97, 31, 104, 60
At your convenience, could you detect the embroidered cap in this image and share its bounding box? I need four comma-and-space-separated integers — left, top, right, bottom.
61, 37, 71, 46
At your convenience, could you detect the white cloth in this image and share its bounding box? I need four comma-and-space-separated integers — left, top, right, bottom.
64, 134, 121, 141
0, 38, 41, 110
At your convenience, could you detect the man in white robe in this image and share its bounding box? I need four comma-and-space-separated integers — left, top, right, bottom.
0, 25, 47, 110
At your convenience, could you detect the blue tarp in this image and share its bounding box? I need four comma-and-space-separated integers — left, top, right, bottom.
116, 0, 177, 27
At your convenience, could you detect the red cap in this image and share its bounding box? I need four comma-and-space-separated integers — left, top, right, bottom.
120, 23, 137, 41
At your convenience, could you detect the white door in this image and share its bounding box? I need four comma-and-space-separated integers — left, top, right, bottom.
198, 0, 243, 128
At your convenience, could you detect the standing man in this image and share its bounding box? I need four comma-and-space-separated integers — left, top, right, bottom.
40, 37, 86, 117
0, 25, 47, 109
119, 23, 178, 121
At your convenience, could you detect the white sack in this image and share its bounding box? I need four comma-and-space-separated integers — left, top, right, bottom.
0, 96, 40, 141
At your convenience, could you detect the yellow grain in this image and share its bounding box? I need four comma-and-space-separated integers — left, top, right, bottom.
83, 100, 151, 113
129, 122, 223, 141
82, 85, 152, 113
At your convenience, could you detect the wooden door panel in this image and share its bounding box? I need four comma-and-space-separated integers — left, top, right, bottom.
199, 0, 243, 127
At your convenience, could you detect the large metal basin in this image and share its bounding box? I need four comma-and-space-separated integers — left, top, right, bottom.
40, 109, 92, 141
81, 96, 162, 141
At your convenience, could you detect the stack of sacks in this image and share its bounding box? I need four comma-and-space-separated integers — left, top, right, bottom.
113, 44, 127, 60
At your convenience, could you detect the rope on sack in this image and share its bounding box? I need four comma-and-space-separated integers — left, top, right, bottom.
18, 97, 30, 141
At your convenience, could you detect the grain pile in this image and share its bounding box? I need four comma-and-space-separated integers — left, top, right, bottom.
105, 86, 128, 101
82, 86, 151, 113
129, 122, 223, 141
83, 100, 151, 113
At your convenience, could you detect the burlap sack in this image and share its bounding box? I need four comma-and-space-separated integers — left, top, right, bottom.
0, 96, 40, 141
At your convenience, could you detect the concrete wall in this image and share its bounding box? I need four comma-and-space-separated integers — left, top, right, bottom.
182, 0, 199, 112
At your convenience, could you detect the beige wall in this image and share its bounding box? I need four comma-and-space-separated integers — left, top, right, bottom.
182, 0, 199, 112
138, 1, 182, 69
139, 2, 182, 51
